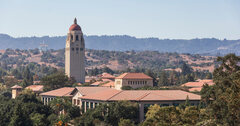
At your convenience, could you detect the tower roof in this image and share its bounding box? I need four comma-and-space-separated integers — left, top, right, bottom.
69, 18, 81, 31
11, 85, 23, 89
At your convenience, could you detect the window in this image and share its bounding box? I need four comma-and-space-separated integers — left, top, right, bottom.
90, 102, 94, 108
74, 99, 76, 105
76, 35, 79, 41
80, 48, 83, 51
82, 102, 85, 112
72, 48, 74, 51
71, 35, 73, 40
76, 48, 79, 53
77, 100, 80, 105
86, 102, 89, 110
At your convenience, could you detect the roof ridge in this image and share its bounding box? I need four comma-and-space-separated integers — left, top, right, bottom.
107, 90, 123, 101
62, 88, 75, 96
136, 92, 151, 101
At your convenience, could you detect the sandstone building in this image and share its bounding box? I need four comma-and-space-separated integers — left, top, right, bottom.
65, 18, 85, 83
114, 73, 153, 90
40, 86, 201, 121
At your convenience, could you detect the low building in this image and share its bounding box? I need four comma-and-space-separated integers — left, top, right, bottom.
40, 87, 75, 105
114, 73, 153, 90
40, 86, 201, 122
25, 85, 44, 95
11, 85, 22, 99
100, 73, 115, 81
181, 79, 214, 92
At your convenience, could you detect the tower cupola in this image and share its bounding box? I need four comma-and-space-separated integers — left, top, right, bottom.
69, 18, 81, 31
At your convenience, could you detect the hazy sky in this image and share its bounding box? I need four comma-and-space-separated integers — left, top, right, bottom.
0, 0, 239, 39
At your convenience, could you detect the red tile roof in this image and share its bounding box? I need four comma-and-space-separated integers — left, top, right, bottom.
189, 87, 202, 92
40, 87, 74, 97
116, 73, 152, 80
80, 89, 201, 101
101, 81, 115, 87
101, 73, 115, 79
90, 81, 102, 86
26, 85, 44, 92
181, 80, 214, 87
69, 18, 81, 31
76, 87, 111, 96
11, 85, 22, 89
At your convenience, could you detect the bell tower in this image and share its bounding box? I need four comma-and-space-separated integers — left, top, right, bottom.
65, 18, 85, 83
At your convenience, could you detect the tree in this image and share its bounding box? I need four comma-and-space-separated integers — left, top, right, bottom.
118, 118, 135, 126
41, 72, 69, 91
158, 71, 169, 86
76, 101, 138, 126
202, 54, 240, 125
30, 113, 47, 126
181, 62, 192, 75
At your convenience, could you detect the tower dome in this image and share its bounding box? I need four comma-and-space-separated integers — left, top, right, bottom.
69, 18, 81, 31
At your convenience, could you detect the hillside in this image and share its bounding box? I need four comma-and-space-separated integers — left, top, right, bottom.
0, 34, 240, 55
0, 49, 217, 72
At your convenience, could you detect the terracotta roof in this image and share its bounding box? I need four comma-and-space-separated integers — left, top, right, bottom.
101, 79, 113, 82
26, 85, 44, 92
189, 87, 202, 92
80, 89, 201, 101
11, 85, 22, 89
90, 81, 102, 86
181, 80, 214, 87
101, 73, 115, 79
116, 73, 152, 79
75, 87, 111, 96
33, 81, 41, 84
40, 87, 74, 97
101, 81, 115, 87
69, 18, 81, 31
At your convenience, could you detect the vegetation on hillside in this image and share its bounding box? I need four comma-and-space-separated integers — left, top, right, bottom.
0, 54, 238, 125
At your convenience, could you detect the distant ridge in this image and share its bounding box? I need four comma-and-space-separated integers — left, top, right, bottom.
0, 33, 240, 55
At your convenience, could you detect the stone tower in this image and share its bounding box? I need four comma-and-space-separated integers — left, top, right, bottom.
65, 18, 85, 83
11, 85, 22, 99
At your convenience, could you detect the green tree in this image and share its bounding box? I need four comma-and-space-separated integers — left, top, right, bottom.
181, 62, 192, 75
158, 71, 169, 86
30, 113, 47, 126
202, 54, 240, 125
41, 72, 69, 91
118, 118, 135, 126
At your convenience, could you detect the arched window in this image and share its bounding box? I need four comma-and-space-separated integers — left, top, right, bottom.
76, 35, 79, 41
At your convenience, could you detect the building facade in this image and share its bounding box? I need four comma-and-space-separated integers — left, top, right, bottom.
65, 18, 85, 83
40, 87, 201, 122
114, 73, 153, 90
11, 85, 22, 99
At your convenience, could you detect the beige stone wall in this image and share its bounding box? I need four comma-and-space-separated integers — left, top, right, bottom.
12, 89, 17, 99
65, 30, 85, 83
12, 89, 21, 99
114, 79, 123, 90
114, 78, 153, 90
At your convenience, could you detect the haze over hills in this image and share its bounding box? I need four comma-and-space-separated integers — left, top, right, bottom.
0, 33, 240, 55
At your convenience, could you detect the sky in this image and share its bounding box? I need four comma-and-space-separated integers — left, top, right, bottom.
0, 0, 239, 39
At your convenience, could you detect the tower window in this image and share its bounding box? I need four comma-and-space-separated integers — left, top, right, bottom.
76, 35, 79, 41
72, 48, 74, 51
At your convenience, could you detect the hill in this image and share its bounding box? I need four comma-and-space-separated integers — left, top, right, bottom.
0, 49, 216, 72
0, 34, 240, 55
